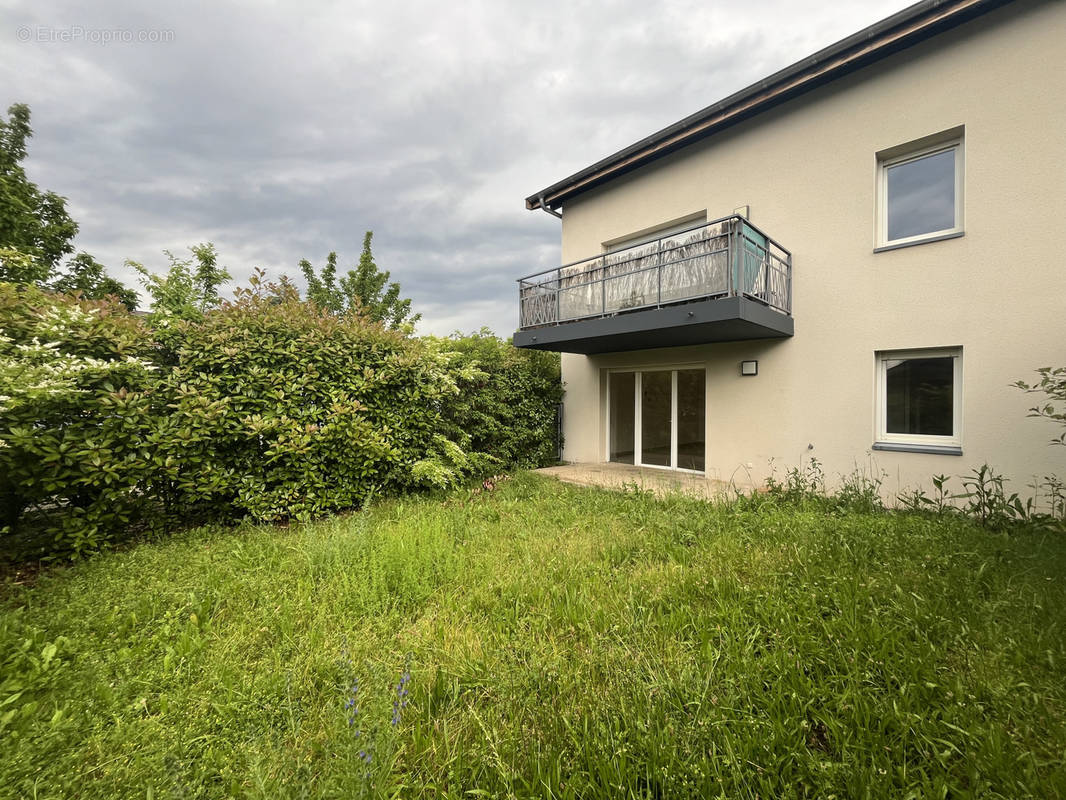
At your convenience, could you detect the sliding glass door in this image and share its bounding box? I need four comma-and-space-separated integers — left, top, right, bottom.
607, 368, 705, 472
676, 369, 705, 471
608, 372, 636, 464
641, 371, 672, 467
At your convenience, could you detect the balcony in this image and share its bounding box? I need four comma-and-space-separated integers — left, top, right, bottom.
513, 215, 793, 354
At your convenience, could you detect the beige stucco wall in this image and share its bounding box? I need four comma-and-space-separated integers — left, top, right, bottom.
554, 0, 1066, 499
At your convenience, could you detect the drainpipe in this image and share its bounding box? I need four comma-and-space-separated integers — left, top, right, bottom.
537, 193, 562, 219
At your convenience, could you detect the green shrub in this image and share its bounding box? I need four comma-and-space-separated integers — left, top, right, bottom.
0, 283, 157, 555
145, 276, 471, 523
1016, 366, 1066, 447
2, 281, 565, 558
434, 329, 563, 470
899, 466, 1065, 530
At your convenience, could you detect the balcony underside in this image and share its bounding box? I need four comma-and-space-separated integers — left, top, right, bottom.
512, 295, 793, 355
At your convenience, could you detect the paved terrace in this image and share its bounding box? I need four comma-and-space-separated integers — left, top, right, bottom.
535, 462, 732, 500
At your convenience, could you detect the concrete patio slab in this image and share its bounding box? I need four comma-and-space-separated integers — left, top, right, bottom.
535, 462, 731, 500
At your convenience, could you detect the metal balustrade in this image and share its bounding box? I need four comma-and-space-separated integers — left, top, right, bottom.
517, 215, 791, 330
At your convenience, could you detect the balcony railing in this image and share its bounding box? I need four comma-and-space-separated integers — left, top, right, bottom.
518, 215, 791, 330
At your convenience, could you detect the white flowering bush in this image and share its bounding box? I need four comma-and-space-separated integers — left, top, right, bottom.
0, 283, 156, 555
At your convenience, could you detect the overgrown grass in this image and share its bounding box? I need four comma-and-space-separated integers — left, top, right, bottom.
2, 472, 1066, 798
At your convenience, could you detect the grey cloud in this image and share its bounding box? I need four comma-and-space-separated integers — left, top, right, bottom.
3, 0, 903, 334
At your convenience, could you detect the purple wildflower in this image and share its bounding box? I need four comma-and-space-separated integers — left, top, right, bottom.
392, 655, 412, 726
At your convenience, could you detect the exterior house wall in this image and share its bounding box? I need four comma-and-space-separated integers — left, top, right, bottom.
555, 0, 1066, 497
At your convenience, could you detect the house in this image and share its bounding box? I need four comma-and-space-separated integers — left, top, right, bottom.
514, 0, 1065, 496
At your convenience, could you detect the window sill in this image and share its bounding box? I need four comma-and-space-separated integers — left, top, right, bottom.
872, 442, 962, 456
874, 230, 964, 253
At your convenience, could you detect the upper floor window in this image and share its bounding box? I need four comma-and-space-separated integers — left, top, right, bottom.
876, 133, 964, 250
603, 212, 707, 253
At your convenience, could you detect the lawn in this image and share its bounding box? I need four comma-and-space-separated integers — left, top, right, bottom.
2, 472, 1065, 799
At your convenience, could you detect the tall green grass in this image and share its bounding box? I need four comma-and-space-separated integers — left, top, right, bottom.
2, 472, 1065, 798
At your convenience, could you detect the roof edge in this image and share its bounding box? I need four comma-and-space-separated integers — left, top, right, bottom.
525, 0, 1014, 212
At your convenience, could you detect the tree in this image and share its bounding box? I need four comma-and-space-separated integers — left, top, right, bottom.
299, 250, 344, 314
343, 232, 420, 329
300, 232, 420, 329
52, 251, 139, 311
0, 246, 45, 285
0, 104, 138, 306
0, 103, 79, 281
130, 243, 230, 320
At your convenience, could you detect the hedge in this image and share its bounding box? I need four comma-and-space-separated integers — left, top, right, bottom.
0, 281, 562, 558
434, 329, 563, 469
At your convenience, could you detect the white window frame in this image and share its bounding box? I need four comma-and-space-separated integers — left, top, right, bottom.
604, 364, 706, 473
876, 136, 964, 250
874, 347, 962, 451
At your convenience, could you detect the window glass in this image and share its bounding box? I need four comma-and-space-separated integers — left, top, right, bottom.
609, 368, 706, 470
885, 356, 954, 436
609, 372, 635, 464
640, 371, 672, 467
886, 148, 956, 241
676, 369, 705, 471
605, 215, 707, 253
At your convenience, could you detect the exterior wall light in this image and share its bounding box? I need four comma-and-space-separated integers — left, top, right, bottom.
740, 360, 758, 376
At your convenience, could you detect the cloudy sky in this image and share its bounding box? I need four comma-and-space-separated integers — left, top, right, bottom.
3, 0, 904, 335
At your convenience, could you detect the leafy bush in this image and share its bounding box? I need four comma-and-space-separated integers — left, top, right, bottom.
764, 457, 825, 504
899, 466, 1065, 531
1016, 366, 1066, 446
896, 474, 954, 516
768, 458, 1065, 530
0, 283, 156, 554
0, 247, 47, 286
142, 275, 474, 524
434, 329, 563, 470
1, 281, 565, 558
130, 243, 230, 321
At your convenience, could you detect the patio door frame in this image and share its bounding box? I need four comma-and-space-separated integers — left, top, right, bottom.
605, 364, 705, 474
